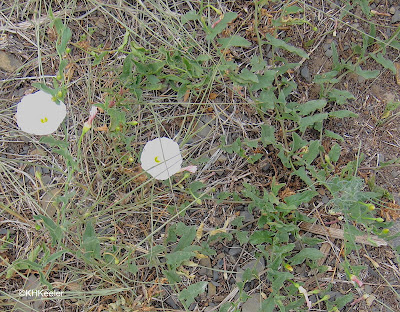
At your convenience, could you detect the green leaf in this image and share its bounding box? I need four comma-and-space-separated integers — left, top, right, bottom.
166, 251, 195, 268
42, 250, 68, 265
57, 24, 72, 56
39, 136, 69, 149
329, 143, 341, 162
257, 89, 277, 110
264, 33, 309, 59
206, 12, 238, 41
298, 113, 329, 132
324, 129, 344, 142
285, 190, 318, 206
178, 281, 208, 309
297, 99, 327, 116
303, 140, 321, 165
237, 68, 259, 84
218, 35, 251, 49
174, 222, 197, 251
181, 10, 199, 24
164, 269, 182, 284
33, 215, 63, 246
32, 83, 57, 97
250, 55, 267, 71
82, 221, 101, 259
236, 231, 249, 245
355, 66, 380, 79
268, 269, 293, 292
120, 54, 133, 82
117, 31, 130, 51
249, 230, 273, 244
260, 124, 276, 145
291, 132, 307, 151
289, 248, 323, 265
283, 5, 303, 15
313, 71, 339, 84
369, 53, 397, 74
359, 0, 371, 18
251, 70, 276, 91
93, 51, 108, 66
333, 293, 354, 309
292, 166, 314, 187
128, 260, 138, 275
327, 89, 355, 105
329, 110, 358, 118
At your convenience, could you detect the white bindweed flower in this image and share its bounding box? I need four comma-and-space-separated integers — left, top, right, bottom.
15, 90, 66, 135
140, 137, 183, 180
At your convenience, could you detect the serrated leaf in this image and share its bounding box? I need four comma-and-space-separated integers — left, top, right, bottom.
178, 281, 208, 309
218, 35, 251, 49
206, 12, 238, 41
265, 33, 309, 59
289, 248, 324, 265
297, 99, 327, 116
298, 113, 329, 132
369, 52, 396, 74
329, 110, 358, 118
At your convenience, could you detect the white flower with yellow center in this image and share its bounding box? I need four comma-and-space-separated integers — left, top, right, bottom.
140, 137, 183, 180
15, 90, 66, 135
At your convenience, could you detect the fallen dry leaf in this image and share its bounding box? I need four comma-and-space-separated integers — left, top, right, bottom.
95, 125, 108, 132
395, 62, 400, 86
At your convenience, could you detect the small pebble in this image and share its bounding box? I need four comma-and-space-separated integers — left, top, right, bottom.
325, 49, 333, 57
389, 7, 396, 15
300, 65, 311, 83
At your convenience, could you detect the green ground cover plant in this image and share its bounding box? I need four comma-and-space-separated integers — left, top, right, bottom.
1, 0, 400, 311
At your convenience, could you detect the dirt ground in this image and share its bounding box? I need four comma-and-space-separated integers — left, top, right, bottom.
1, 0, 400, 311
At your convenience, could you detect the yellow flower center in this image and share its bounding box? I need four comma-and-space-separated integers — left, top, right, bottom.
40, 117, 48, 123
154, 156, 161, 163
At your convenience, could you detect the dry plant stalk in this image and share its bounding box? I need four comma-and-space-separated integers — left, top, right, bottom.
300, 222, 387, 247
